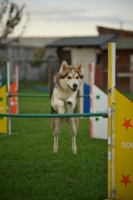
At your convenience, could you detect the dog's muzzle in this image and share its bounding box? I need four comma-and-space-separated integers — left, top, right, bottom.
68, 83, 78, 92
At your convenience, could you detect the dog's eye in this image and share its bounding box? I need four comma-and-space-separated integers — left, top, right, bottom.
76, 76, 79, 79
67, 76, 71, 79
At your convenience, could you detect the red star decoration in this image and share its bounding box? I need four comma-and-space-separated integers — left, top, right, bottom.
121, 118, 133, 131
120, 174, 132, 187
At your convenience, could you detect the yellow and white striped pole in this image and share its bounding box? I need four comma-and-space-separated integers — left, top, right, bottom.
108, 42, 116, 199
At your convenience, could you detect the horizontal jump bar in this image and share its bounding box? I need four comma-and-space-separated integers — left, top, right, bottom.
9, 94, 50, 98
0, 112, 106, 118
9, 94, 90, 98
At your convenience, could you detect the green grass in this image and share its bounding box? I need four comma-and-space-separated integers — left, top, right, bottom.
1, 92, 107, 200
0, 82, 133, 200
19, 81, 48, 89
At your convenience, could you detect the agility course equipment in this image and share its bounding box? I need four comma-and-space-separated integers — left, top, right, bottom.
9, 93, 89, 98
0, 63, 89, 134
80, 61, 107, 139
0, 63, 18, 134
1, 42, 133, 200
0, 71, 2, 88
10, 66, 18, 114
10, 81, 18, 114
89, 62, 107, 139
0, 43, 133, 199
107, 43, 133, 199
0, 112, 106, 118
0, 85, 7, 133
80, 82, 90, 114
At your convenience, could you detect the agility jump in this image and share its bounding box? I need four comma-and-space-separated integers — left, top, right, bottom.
107, 43, 133, 199
89, 61, 107, 139
0, 63, 89, 134
0, 43, 133, 199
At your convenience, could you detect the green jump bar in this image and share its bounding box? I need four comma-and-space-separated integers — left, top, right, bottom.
9, 94, 50, 98
9, 94, 90, 98
0, 112, 106, 118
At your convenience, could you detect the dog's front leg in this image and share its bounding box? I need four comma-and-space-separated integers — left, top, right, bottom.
66, 97, 76, 110
51, 99, 65, 114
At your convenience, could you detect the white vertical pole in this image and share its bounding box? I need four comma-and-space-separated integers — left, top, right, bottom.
6, 62, 11, 135
111, 43, 116, 199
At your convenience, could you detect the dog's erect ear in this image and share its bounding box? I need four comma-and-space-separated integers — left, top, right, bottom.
75, 61, 84, 78
59, 61, 70, 78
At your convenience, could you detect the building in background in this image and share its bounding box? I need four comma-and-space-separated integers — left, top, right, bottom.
46, 26, 133, 92
0, 26, 133, 92
98, 26, 133, 93
97, 26, 133, 38
101, 38, 133, 92
46, 34, 117, 85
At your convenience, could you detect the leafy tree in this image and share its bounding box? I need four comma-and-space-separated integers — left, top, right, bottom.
0, 0, 29, 47
29, 48, 46, 68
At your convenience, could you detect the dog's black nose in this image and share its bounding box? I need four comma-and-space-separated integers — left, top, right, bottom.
73, 83, 78, 88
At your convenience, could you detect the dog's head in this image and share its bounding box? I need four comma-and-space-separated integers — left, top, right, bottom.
59, 61, 84, 92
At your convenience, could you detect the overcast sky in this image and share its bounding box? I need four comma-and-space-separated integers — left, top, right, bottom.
13, 0, 133, 37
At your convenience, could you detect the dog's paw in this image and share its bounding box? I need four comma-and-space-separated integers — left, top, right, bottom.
67, 98, 75, 109
72, 145, 77, 154
67, 100, 73, 109
53, 145, 58, 153
67, 100, 72, 105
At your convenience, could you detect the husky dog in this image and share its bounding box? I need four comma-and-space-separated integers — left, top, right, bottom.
50, 60, 84, 154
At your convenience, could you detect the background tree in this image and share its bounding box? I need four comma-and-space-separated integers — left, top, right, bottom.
0, 0, 29, 47
29, 48, 46, 68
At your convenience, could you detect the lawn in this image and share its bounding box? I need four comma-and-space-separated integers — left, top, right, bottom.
0, 83, 133, 200
0, 92, 108, 200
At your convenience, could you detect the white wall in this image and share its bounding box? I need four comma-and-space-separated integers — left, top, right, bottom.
71, 48, 96, 84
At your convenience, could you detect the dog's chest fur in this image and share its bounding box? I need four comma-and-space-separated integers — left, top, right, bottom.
53, 87, 77, 113
54, 86, 76, 100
